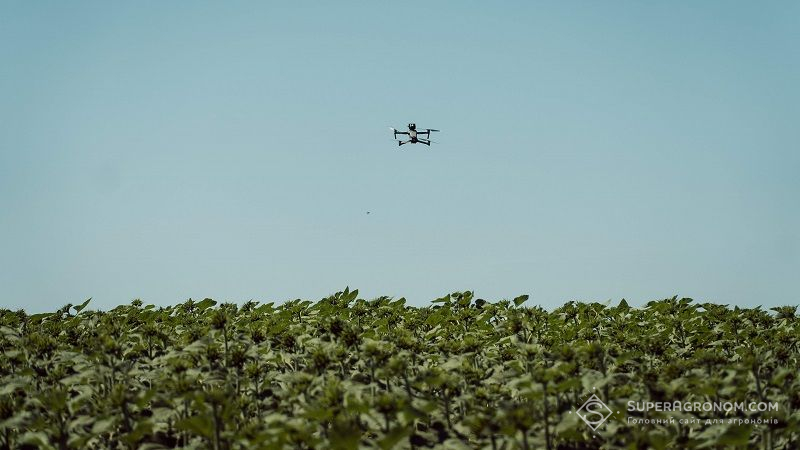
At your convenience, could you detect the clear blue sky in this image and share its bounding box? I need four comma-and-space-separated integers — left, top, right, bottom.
1, 2, 798, 312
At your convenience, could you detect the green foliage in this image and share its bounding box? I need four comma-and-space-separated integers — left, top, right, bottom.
0, 292, 797, 449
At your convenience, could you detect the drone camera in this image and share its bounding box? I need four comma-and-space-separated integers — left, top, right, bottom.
408, 123, 416, 130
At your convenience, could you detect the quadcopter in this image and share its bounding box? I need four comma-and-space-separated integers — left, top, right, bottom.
389, 123, 439, 146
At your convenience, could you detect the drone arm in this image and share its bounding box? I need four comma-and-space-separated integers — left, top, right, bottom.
390, 127, 409, 141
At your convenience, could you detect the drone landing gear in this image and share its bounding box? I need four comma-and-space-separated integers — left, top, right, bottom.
397, 140, 430, 146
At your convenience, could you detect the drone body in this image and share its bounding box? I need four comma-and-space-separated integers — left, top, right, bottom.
390, 123, 439, 146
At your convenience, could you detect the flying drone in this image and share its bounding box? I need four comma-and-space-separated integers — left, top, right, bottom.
389, 123, 439, 146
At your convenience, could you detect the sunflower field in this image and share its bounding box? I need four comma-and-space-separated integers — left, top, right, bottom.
0, 289, 797, 449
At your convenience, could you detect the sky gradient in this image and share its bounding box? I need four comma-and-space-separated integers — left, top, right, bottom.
1, 1, 798, 312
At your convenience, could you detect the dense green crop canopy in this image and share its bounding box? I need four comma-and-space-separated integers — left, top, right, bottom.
0, 290, 798, 449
